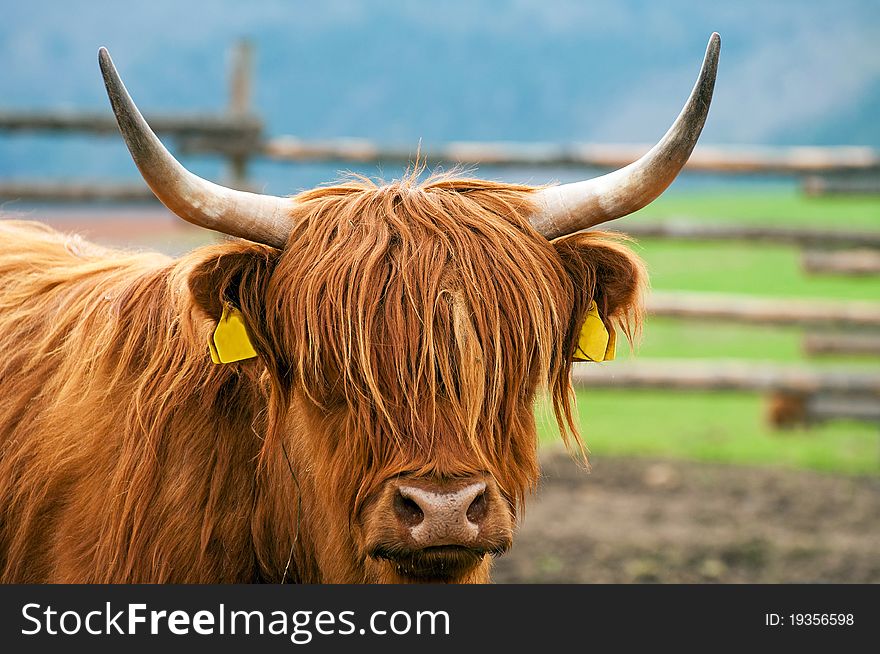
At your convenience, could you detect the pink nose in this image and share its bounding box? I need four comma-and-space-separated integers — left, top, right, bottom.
393, 479, 490, 548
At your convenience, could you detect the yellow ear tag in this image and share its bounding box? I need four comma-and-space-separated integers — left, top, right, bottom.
573, 300, 616, 362
209, 304, 258, 364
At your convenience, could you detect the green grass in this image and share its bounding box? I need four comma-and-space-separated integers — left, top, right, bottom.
639, 240, 880, 300
537, 188, 880, 476
620, 318, 877, 368
536, 390, 879, 476
633, 188, 880, 228
632, 189, 880, 299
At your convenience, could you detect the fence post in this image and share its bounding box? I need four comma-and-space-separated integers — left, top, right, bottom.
228, 39, 254, 189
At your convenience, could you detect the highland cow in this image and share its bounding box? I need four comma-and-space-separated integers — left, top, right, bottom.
0, 35, 718, 583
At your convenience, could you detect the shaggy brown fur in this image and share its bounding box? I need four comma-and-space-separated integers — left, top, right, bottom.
0, 175, 645, 583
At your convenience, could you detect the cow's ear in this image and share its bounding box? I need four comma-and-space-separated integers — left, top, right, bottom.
187, 243, 279, 326
552, 231, 647, 356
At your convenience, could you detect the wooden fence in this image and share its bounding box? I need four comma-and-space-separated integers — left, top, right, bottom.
802, 249, 880, 276
648, 292, 880, 329
803, 333, 880, 357
2, 42, 879, 200
571, 360, 880, 427
614, 223, 880, 249
0, 41, 261, 191
255, 139, 880, 175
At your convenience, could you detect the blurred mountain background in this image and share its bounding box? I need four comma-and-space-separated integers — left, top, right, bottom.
1, 0, 878, 191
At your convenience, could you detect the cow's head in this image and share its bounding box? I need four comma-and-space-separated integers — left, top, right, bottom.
98, 34, 718, 583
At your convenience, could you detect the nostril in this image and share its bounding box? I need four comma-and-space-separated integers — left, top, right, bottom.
393, 491, 424, 527
466, 491, 488, 525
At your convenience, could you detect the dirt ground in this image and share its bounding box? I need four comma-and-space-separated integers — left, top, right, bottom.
494, 450, 880, 583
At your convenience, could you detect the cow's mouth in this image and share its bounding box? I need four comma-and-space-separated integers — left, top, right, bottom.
369, 544, 500, 582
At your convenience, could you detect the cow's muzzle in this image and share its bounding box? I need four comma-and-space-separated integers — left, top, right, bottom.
364, 475, 513, 581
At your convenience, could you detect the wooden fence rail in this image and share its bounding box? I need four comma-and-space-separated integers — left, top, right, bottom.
615, 222, 880, 249
801, 249, 880, 276
571, 360, 880, 396
807, 395, 880, 424
0, 181, 155, 202
803, 333, 880, 357
648, 292, 880, 329
252, 139, 880, 175
6, 120, 876, 176
571, 359, 880, 426
0, 110, 261, 140
804, 175, 880, 196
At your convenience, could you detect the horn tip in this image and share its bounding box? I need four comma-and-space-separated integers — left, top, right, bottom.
97, 47, 113, 73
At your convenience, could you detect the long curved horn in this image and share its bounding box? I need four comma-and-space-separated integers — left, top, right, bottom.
98, 47, 295, 248
530, 33, 720, 240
